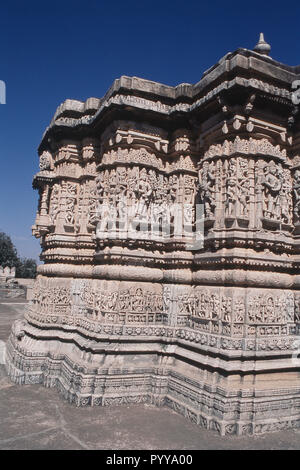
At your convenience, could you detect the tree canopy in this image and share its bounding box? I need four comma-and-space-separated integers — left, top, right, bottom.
0, 231, 37, 278
0, 232, 19, 268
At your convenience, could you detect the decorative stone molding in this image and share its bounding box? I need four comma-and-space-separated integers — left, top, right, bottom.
204, 136, 287, 161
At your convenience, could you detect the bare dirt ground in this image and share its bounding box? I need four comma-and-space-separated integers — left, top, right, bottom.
1, 299, 300, 450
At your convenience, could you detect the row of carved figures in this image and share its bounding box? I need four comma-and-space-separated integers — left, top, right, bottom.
41, 157, 300, 236
31, 281, 297, 326
199, 158, 297, 224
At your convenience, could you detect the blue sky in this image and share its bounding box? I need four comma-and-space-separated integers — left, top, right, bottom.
0, 0, 299, 261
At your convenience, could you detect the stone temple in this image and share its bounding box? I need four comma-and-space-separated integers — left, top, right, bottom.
6, 35, 300, 435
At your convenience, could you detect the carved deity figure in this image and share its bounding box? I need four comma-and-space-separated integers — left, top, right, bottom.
237, 159, 250, 217
225, 158, 250, 218
237, 178, 250, 217
262, 162, 282, 220
136, 169, 152, 219
39, 151, 52, 171
198, 162, 216, 218
225, 160, 237, 217
225, 177, 236, 217
132, 288, 144, 312
126, 175, 138, 222
49, 185, 60, 223
280, 179, 292, 224
221, 296, 232, 322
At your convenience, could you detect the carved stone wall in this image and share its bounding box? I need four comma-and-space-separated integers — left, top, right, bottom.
6, 44, 300, 435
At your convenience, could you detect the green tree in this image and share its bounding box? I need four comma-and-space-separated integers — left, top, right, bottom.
16, 258, 37, 279
0, 232, 19, 268
0, 232, 37, 279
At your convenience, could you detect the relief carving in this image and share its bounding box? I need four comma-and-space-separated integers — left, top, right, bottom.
293, 169, 300, 223
198, 161, 216, 218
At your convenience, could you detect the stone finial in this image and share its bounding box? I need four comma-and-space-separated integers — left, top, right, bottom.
253, 33, 271, 56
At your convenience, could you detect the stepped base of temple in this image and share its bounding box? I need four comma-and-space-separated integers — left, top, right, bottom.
6, 316, 300, 436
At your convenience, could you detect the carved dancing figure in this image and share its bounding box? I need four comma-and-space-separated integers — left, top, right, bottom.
262, 162, 281, 219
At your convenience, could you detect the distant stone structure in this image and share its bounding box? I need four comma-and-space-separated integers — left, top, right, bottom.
0, 266, 16, 280
0, 268, 26, 299
6, 35, 300, 435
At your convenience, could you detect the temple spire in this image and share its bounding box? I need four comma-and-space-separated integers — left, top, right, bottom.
253, 32, 271, 56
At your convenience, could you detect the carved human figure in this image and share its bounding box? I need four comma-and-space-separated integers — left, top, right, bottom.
39, 151, 52, 171
234, 298, 245, 323
119, 289, 131, 311
221, 296, 232, 322
49, 185, 60, 223
225, 177, 236, 217
132, 288, 144, 312
210, 294, 220, 320
265, 296, 275, 323
235, 159, 250, 217
163, 287, 171, 313
198, 162, 216, 218
106, 291, 118, 310
152, 201, 164, 225
225, 159, 249, 218
237, 178, 250, 217
152, 174, 164, 227
96, 195, 116, 235
184, 176, 195, 204
262, 162, 281, 219
115, 169, 128, 226
295, 296, 300, 322
126, 175, 138, 222
168, 175, 177, 205
293, 169, 300, 223
280, 179, 291, 224
136, 169, 152, 220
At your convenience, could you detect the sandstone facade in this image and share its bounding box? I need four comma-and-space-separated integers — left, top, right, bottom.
6, 36, 300, 435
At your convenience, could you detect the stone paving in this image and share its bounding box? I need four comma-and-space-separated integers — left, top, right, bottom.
1, 299, 300, 450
